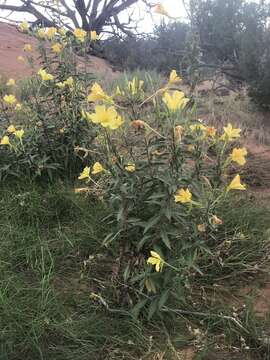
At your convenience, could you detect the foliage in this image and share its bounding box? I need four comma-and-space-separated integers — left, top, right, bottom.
104, 21, 189, 73
190, 0, 270, 108
0, 27, 98, 180
76, 67, 265, 320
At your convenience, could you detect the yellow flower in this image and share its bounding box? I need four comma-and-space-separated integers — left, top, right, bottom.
90, 30, 98, 41
19, 21, 29, 32
56, 82, 65, 89
74, 28, 87, 42
197, 224, 206, 232
125, 163, 135, 172
51, 43, 63, 54
154, 3, 170, 17
230, 147, 247, 166
3, 95, 17, 105
17, 56, 25, 63
23, 44, 32, 52
46, 27, 57, 39
92, 162, 104, 175
163, 91, 189, 111
206, 126, 217, 137
0, 136, 10, 146
88, 105, 124, 130
7, 125, 16, 133
37, 28, 46, 39
147, 251, 164, 272
64, 77, 74, 87
59, 127, 65, 134
212, 215, 223, 226
87, 82, 110, 102
38, 69, 54, 81
190, 123, 207, 132
6, 78, 15, 86
14, 129, 24, 140
227, 174, 246, 191
169, 70, 181, 84
221, 123, 241, 141
78, 166, 90, 180
174, 188, 192, 203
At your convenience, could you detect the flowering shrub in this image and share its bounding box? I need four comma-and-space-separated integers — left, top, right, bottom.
0, 24, 99, 180
77, 68, 249, 317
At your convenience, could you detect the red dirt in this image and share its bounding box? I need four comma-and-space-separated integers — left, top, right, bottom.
0, 22, 118, 80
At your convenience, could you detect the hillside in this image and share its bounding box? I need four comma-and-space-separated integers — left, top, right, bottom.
0, 22, 118, 80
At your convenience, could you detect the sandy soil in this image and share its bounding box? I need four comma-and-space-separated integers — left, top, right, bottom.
0, 22, 118, 80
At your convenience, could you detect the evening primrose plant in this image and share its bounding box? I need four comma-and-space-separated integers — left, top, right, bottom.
0, 23, 260, 322
76, 69, 252, 318
0, 24, 101, 179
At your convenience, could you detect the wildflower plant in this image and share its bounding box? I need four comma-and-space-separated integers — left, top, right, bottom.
0, 23, 258, 323
0, 25, 99, 179
76, 69, 251, 318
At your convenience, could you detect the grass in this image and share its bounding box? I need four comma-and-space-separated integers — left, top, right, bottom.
0, 182, 179, 359
0, 181, 270, 359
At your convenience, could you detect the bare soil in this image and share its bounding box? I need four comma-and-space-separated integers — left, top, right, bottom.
0, 22, 118, 80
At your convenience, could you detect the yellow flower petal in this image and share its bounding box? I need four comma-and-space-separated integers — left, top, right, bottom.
163, 91, 189, 111
221, 123, 241, 141
7, 125, 16, 133
6, 78, 15, 86
227, 174, 246, 191
78, 166, 90, 180
38, 69, 54, 81
92, 162, 104, 175
23, 44, 32, 52
87, 82, 109, 102
14, 129, 24, 139
51, 43, 63, 54
3, 95, 17, 105
174, 188, 192, 203
169, 70, 181, 84
74, 28, 86, 42
125, 163, 135, 172
230, 147, 247, 166
0, 136, 10, 145
147, 251, 164, 272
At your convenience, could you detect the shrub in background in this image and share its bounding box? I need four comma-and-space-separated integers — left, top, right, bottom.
103, 22, 189, 73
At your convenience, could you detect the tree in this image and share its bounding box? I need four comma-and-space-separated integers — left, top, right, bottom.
0, 0, 150, 36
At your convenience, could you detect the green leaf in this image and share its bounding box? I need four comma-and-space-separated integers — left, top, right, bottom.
158, 290, 170, 310
137, 235, 151, 251
131, 299, 148, 319
123, 264, 131, 281
160, 229, 171, 249
148, 298, 159, 320
143, 215, 160, 234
